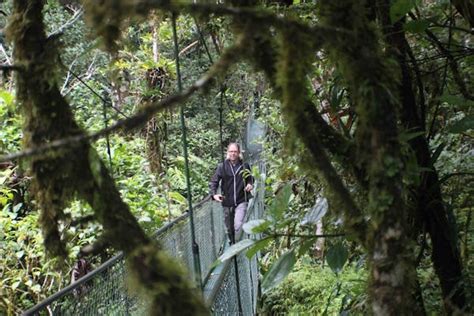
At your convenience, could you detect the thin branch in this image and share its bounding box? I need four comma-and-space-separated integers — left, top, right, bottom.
0, 44, 12, 65
0, 40, 245, 163
0, 64, 23, 71
270, 232, 346, 238
47, 8, 84, 39
70, 214, 95, 227
60, 63, 129, 118
179, 40, 199, 56
440, 172, 474, 184
410, 12, 473, 100
430, 22, 474, 34
134, 2, 356, 41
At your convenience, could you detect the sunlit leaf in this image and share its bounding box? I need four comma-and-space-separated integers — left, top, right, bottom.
168, 191, 187, 205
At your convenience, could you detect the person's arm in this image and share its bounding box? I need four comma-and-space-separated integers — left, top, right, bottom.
209, 163, 224, 201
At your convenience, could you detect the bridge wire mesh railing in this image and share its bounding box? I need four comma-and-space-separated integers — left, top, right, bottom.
24, 124, 265, 316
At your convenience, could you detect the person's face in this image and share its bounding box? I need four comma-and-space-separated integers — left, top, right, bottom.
227, 144, 240, 162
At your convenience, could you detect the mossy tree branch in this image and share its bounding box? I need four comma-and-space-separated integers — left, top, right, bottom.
6, 1, 207, 314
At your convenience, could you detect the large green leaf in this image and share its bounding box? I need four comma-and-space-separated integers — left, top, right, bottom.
390, 0, 419, 23
217, 239, 256, 263
403, 19, 430, 33
326, 242, 348, 274
268, 183, 292, 222
242, 219, 270, 234
246, 238, 272, 259
448, 116, 474, 134
261, 250, 296, 294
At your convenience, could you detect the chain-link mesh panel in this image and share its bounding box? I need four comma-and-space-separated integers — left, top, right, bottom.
25, 170, 264, 316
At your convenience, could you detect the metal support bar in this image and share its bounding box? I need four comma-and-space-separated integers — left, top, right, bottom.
229, 207, 244, 315
172, 13, 203, 290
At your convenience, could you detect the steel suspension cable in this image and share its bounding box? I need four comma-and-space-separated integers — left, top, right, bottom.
193, 19, 244, 314
172, 13, 203, 290
58, 63, 116, 172
193, 18, 225, 162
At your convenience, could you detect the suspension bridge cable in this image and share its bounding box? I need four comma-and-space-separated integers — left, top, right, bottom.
58, 63, 116, 171
172, 13, 203, 290
193, 19, 226, 161
101, 91, 113, 171
193, 19, 244, 314
60, 64, 129, 118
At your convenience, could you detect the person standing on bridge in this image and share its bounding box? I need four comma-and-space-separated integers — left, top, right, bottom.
209, 143, 254, 242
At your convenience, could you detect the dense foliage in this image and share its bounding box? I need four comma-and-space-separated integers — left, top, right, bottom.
0, 0, 472, 315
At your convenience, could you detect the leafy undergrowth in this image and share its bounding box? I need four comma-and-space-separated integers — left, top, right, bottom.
261, 259, 368, 315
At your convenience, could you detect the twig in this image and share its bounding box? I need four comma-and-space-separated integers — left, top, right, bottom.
48, 8, 84, 39
0, 44, 11, 65
0, 64, 22, 71
270, 232, 346, 238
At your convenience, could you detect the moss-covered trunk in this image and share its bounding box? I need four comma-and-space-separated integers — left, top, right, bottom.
6, 1, 206, 314
376, 5, 467, 310
318, 2, 418, 314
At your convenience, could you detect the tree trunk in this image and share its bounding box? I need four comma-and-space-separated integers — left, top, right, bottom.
376, 6, 467, 310
318, 2, 419, 314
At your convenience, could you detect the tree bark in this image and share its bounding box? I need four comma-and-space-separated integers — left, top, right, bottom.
376, 5, 467, 311
319, 2, 418, 314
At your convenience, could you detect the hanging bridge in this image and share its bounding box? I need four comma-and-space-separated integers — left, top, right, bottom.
22, 13, 268, 315
23, 112, 266, 316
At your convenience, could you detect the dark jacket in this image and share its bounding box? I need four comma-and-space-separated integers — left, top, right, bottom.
209, 159, 254, 207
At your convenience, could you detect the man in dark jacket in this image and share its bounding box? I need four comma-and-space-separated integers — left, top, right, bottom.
209, 143, 253, 241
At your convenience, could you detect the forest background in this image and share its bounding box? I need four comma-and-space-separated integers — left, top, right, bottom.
0, 0, 472, 315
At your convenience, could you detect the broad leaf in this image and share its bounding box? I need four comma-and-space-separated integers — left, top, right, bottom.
399, 130, 425, 142
246, 238, 272, 259
448, 116, 474, 134
243, 219, 270, 234
438, 94, 474, 111
403, 20, 430, 33
298, 237, 316, 257
390, 0, 419, 23
326, 242, 348, 274
268, 183, 292, 222
261, 250, 296, 294
217, 239, 256, 263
